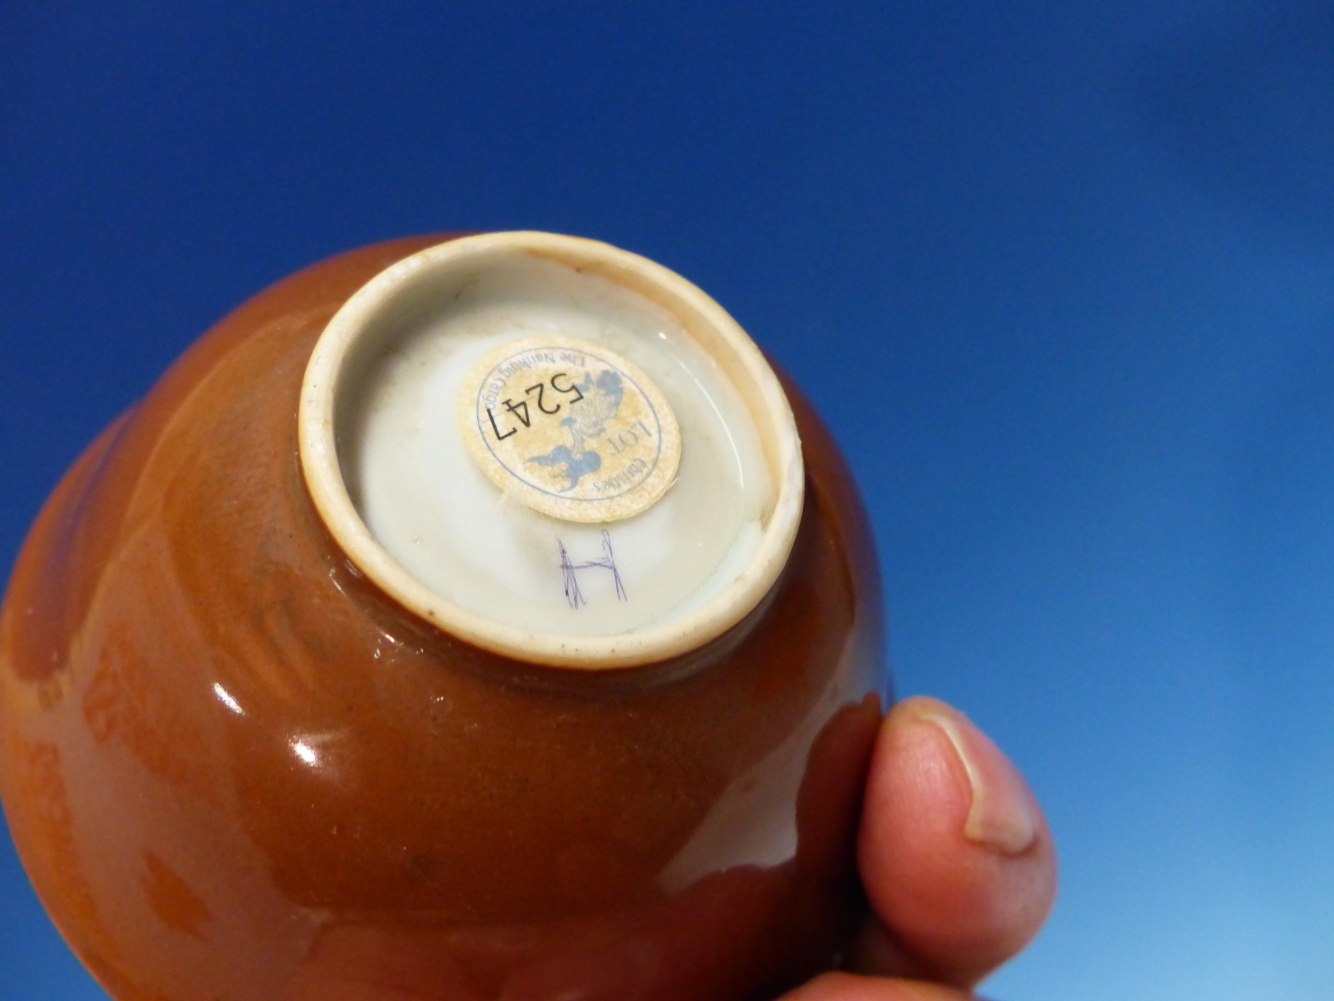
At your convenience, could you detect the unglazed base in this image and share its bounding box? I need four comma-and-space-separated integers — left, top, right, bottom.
337, 251, 773, 638
300, 233, 805, 668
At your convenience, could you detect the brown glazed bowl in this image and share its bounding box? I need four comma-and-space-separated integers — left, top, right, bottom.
0, 234, 886, 1001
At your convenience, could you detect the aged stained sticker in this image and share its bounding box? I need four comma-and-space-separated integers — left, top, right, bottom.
458, 336, 681, 523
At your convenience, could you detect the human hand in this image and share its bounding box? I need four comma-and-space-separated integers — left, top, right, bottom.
783, 696, 1057, 1000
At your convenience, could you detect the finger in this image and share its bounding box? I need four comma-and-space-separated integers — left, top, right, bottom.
853, 697, 1057, 988
780, 971, 975, 1000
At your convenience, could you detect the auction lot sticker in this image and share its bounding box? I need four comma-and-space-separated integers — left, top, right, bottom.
459, 336, 681, 523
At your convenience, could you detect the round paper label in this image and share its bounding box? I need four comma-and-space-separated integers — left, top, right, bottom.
459, 337, 681, 523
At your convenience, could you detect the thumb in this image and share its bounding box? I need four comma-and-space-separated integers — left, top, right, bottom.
853, 697, 1057, 988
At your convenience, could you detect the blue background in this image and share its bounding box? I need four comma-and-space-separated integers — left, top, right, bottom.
3, 2, 1332, 998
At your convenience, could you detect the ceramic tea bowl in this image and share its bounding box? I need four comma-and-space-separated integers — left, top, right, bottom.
0, 233, 887, 1001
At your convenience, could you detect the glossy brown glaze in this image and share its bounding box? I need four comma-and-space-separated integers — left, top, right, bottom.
0, 236, 887, 1001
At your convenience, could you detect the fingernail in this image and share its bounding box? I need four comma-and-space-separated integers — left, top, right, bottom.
913, 703, 1039, 855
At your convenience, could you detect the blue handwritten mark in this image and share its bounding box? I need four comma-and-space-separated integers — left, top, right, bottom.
558, 531, 627, 610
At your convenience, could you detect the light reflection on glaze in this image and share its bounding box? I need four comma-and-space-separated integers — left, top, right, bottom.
213, 682, 244, 715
